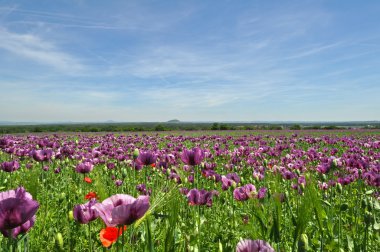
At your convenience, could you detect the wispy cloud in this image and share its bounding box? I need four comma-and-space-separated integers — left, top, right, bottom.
0, 27, 84, 72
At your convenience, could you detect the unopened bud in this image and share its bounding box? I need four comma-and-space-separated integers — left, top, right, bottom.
298, 233, 309, 252
68, 210, 74, 221
55, 232, 64, 250
133, 148, 139, 159
337, 183, 343, 193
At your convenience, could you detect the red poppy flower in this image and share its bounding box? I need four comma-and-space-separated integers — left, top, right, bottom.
99, 226, 127, 248
84, 177, 92, 184
85, 192, 98, 200
151, 163, 156, 168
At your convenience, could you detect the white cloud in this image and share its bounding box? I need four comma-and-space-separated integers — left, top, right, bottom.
0, 27, 84, 72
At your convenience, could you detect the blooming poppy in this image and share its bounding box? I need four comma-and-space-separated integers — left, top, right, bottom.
85, 192, 98, 200
1, 161, 20, 173
99, 226, 127, 248
0, 187, 39, 238
136, 151, 157, 166
236, 239, 275, 252
84, 177, 92, 184
92, 194, 150, 227
181, 147, 204, 166
76, 161, 94, 174
233, 184, 256, 201
186, 189, 218, 207
73, 199, 99, 224
30, 149, 53, 162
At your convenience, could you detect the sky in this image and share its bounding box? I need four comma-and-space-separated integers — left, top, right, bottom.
0, 0, 379, 122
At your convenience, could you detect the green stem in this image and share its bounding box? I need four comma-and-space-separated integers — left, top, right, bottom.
88, 222, 92, 252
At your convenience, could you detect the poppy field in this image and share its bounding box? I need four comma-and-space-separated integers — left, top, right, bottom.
0, 131, 379, 251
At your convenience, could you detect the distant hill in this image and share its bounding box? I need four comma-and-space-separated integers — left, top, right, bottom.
166, 119, 180, 123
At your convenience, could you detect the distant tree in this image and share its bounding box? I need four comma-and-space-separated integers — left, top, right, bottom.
211, 123, 220, 130
290, 124, 302, 130
220, 124, 229, 130
154, 124, 166, 131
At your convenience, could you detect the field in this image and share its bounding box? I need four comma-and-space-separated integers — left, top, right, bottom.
0, 131, 379, 251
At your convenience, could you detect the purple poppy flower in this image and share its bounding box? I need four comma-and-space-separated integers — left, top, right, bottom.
75, 161, 94, 174
1, 161, 20, 173
257, 187, 267, 199
1, 216, 36, 238
233, 184, 257, 201
186, 189, 217, 207
92, 194, 150, 227
0, 187, 39, 238
30, 149, 53, 162
236, 239, 275, 252
114, 180, 123, 187
136, 184, 151, 196
136, 151, 157, 166
181, 147, 205, 166
107, 162, 115, 170
73, 198, 99, 224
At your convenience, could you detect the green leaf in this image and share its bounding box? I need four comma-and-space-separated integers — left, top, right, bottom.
346, 234, 354, 251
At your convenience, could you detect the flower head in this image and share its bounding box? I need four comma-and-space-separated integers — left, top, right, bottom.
186, 189, 218, 207
84, 177, 92, 184
92, 194, 150, 227
99, 226, 126, 248
236, 239, 275, 252
73, 198, 99, 224
30, 149, 53, 162
181, 147, 205, 166
76, 161, 94, 174
1, 161, 20, 173
233, 184, 257, 201
0, 187, 39, 238
85, 192, 99, 200
136, 151, 157, 166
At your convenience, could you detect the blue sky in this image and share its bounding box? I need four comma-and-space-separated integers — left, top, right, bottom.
0, 0, 379, 122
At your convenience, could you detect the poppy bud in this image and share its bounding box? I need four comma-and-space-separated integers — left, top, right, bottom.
122, 168, 127, 178
298, 233, 309, 252
133, 148, 139, 159
322, 174, 327, 181
336, 183, 342, 193
263, 159, 268, 167
68, 210, 74, 221
55, 232, 64, 250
